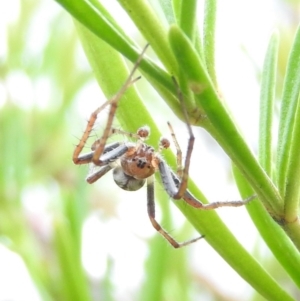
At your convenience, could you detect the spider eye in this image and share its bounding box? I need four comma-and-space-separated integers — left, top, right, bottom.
159, 137, 170, 149
113, 166, 145, 191
137, 126, 150, 138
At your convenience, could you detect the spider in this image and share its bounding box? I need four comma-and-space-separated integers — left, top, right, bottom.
73, 45, 254, 248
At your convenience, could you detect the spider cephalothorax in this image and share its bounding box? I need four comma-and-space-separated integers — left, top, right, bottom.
111, 127, 159, 191
120, 141, 157, 180
73, 45, 254, 248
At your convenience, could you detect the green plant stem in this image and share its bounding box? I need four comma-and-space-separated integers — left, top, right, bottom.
158, 0, 176, 24
259, 31, 278, 178
118, 0, 178, 74
76, 22, 296, 301
284, 97, 300, 222
176, 0, 199, 111
283, 219, 300, 251
233, 166, 300, 289
179, 0, 198, 42
277, 24, 300, 195
168, 24, 284, 218
203, 0, 217, 85
55, 0, 176, 94
53, 216, 91, 301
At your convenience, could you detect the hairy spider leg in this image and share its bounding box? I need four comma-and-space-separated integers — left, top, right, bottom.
158, 163, 256, 209
87, 165, 113, 184
170, 77, 195, 200
85, 125, 151, 185
90, 128, 140, 154
72, 99, 116, 165
76, 141, 121, 164
164, 77, 256, 208
167, 121, 183, 178
92, 45, 149, 166
182, 190, 256, 209
73, 44, 149, 166
146, 175, 204, 248
137, 136, 203, 248
86, 143, 131, 184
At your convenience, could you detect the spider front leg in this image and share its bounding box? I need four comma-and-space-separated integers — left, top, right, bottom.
146, 175, 204, 248
73, 44, 149, 166
86, 142, 129, 183
72, 74, 140, 166
160, 121, 255, 208
159, 158, 255, 211
72, 101, 110, 165
168, 80, 196, 200
166, 78, 255, 208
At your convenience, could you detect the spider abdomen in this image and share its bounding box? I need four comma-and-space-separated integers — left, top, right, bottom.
113, 166, 146, 191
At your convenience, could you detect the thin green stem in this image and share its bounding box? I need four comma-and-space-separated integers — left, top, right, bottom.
168, 24, 284, 217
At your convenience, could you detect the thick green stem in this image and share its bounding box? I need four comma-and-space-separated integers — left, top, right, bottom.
168, 25, 284, 218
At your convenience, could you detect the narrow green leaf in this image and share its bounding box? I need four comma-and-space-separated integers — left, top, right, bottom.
55, 0, 129, 54
88, 0, 134, 45
54, 0, 201, 124
284, 97, 300, 222
77, 22, 296, 301
172, 0, 204, 60
277, 24, 300, 195
203, 0, 217, 84
118, 0, 178, 74
158, 0, 176, 25
233, 165, 300, 289
55, 0, 175, 94
172, 0, 181, 24
176, 0, 200, 111
178, 0, 198, 42
53, 215, 92, 301
168, 24, 283, 217
140, 189, 175, 301
259, 31, 279, 178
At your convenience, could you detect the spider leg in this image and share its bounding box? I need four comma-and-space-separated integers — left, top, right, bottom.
87, 143, 134, 183
110, 128, 140, 139
146, 175, 204, 248
73, 100, 114, 165
167, 121, 183, 178
92, 126, 147, 150
167, 77, 256, 207
73, 44, 149, 166
169, 78, 195, 199
75, 142, 122, 165
92, 45, 149, 166
159, 160, 255, 209
86, 165, 113, 184
183, 189, 256, 209
91, 78, 139, 165
99, 143, 131, 165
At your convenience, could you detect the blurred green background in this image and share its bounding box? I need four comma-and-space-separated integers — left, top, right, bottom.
1, 0, 300, 300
